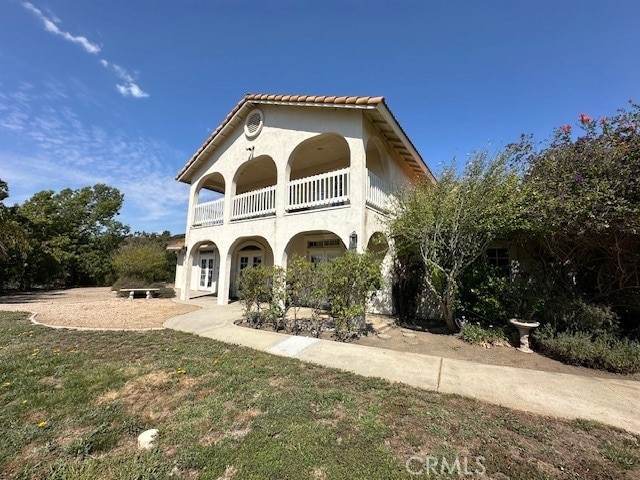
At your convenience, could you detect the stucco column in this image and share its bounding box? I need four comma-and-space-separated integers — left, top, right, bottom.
216, 245, 232, 305
275, 151, 288, 217
222, 173, 233, 225
179, 246, 193, 301
348, 138, 367, 253
186, 184, 199, 232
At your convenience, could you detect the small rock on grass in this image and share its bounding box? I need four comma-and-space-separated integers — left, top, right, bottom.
138, 429, 158, 450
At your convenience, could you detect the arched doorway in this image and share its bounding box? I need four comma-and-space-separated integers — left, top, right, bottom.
187, 240, 221, 295
228, 236, 274, 298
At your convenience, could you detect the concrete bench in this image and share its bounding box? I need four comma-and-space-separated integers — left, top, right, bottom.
119, 288, 160, 300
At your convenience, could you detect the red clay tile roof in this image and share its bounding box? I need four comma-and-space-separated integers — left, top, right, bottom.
176, 93, 432, 182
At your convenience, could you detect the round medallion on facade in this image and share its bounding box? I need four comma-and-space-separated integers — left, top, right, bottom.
244, 109, 264, 139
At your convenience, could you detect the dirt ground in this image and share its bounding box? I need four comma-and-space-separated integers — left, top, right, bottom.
0, 287, 199, 329
356, 316, 640, 381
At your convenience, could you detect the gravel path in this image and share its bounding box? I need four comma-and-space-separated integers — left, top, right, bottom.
0, 287, 199, 330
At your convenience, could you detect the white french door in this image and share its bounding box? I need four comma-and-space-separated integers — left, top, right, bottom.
198, 254, 217, 292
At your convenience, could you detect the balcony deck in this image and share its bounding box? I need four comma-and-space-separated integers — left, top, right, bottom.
191, 168, 390, 228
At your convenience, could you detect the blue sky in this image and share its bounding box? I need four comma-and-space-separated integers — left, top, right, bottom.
1, 0, 639, 234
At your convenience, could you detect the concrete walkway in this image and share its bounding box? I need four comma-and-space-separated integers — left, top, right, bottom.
165, 299, 640, 435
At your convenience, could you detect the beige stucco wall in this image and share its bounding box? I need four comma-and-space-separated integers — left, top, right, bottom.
177, 104, 419, 314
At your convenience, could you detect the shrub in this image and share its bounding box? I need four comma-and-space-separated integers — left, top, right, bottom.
111, 276, 146, 291
458, 321, 509, 347
238, 265, 279, 328
324, 252, 382, 341
284, 254, 317, 334
547, 298, 620, 336
458, 260, 515, 324
534, 325, 640, 374
111, 244, 168, 284
157, 287, 175, 298
522, 103, 640, 326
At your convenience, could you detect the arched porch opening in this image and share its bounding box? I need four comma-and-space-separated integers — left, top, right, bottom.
366, 231, 389, 259
283, 230, 347, 267
366, 232, 394, 314
286, 133, 351, 212
227, 236, 275, 299
186, 240, 222, 297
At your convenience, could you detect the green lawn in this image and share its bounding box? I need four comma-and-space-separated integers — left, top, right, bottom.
1, 311, 638, 479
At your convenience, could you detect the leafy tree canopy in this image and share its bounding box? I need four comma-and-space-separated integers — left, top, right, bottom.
18, 184, 129, 287
389, 149, 524, 330
522, 102, 640, 321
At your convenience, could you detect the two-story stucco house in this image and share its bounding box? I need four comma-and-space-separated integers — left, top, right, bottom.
173, 93, 434, 314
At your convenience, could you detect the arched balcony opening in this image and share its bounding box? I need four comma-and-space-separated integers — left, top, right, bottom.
231, 155, 277, 221
365, 138, 391, 211
193, 172, 225, 227
286, 133, 351, 212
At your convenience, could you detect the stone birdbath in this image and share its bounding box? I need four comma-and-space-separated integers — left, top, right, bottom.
509, 319, 540, 353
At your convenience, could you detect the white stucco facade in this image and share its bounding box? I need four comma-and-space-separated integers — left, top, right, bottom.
174, 94, 433, 314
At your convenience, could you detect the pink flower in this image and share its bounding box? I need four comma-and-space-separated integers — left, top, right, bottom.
599, 117, 607, 126
561, 124, 571, 133
579, 113, 592, 124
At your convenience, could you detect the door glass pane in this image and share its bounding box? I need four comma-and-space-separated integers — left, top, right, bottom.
200, 259, 207, 287
239, 256, 249, 270
252, 256, 262, 267
207, 259, 214, 287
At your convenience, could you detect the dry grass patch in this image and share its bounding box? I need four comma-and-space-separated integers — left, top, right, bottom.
2, 311, 639, 479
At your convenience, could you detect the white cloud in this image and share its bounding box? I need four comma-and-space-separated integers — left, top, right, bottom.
22, 2, 101, 54
104, 62, 149, 98
116, 83, 150, 99
0, 81, 185, 232
22, 3, 150, 100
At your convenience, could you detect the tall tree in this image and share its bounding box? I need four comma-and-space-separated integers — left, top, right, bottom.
19, 184, 129, 287
389, 150, 524, 330
523, 103, 640, 325
0, 180, 30, 290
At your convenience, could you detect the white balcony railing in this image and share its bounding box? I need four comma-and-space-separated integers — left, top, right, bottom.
193, 198, 224, 227
287, 167, 350, 211
231, 185, 276, 221
192, 167, 390, 227
366, 170, 390, 211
